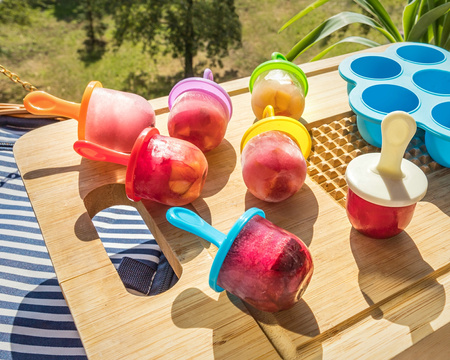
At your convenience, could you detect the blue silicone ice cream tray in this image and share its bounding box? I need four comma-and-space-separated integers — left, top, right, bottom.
339, 42, 450, 167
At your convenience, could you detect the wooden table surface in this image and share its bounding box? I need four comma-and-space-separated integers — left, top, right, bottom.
14, 46, 450, 359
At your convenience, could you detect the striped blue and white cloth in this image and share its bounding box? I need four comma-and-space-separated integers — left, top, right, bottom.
0, 118, 176, 359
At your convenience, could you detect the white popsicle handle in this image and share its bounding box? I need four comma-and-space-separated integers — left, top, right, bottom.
376, 111, 417, 179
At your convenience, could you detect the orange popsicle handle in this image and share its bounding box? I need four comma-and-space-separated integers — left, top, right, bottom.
23, 91, 81, 120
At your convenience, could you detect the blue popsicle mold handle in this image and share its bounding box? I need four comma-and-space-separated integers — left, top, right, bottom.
166, 207, 265, 292
166, 207, 226, 248
338, 42, 450, 167
210, 207, 265, 292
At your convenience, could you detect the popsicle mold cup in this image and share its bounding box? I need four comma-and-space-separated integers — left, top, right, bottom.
167, 69, 233, 152
73, 127, 208, 206
166, 207, 314, 312
23, 81, 156, 153
240, 105, 311, 202
249, 52, 308, 120
345, 111, 428, 239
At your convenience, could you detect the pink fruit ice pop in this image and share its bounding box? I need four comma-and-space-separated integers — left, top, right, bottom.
345, 111, 428, 239
168, 69, 232, 152
166, 207, 314, 312
24, 81, 155, 153
74, 127, 208, 206
240, 105, 311, 202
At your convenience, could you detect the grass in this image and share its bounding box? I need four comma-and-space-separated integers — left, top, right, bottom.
0, 0, 405, 104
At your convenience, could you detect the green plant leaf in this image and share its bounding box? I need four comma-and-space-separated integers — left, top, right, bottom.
278, 0, 332, 33
309, 36, 380, 61
441, 12, 450, 49
403, 0, 420, 40
443, 36, 450, 50
430, 0, 441, 45
407, 2, 450, 42
285, 11, 396, 61
354, 0, 403, 41
417, 0, 428, 18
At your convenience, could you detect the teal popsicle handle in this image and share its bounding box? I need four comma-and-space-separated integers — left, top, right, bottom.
166, 207, 226, 248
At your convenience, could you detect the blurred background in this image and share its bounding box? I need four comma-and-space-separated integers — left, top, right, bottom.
0, 0, 406, 103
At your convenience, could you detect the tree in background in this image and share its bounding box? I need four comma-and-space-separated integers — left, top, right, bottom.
77, 0, 107, 62
109, 0, 242, 77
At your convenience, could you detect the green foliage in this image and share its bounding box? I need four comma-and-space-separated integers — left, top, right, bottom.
109, 0, 242, 77
0, 0, 32, 25
1, 1, 409, 104
280, 0, 450, 61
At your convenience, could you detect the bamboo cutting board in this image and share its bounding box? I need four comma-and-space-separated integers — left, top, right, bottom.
14, 46, 450, 359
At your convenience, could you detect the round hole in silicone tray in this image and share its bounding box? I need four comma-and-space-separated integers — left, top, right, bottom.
339, 42, 450, 167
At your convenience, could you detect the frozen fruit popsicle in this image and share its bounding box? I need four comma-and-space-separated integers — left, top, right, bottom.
166, 207, 314, 312
74, 127, 208, 206
23, 81, 155, 153
250, 52, 308, 120
168, 69, 232, 152
240, 105, 311, 202
345, 111, 428, 239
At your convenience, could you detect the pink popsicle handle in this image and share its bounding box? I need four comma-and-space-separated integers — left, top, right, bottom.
73, 140, 130, 166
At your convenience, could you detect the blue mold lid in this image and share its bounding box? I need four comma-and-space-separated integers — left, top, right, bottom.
166, 207, 265, 293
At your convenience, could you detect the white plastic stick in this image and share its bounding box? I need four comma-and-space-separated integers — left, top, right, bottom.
376, 111, 417, 179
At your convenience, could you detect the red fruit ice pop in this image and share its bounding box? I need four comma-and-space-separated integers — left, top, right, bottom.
240, 105, 311, 202
166, 207, 314, 312
168, 69, 232, 152
74, 127, 208, 206
345, 111, 428, 239
24, 81, 155, 153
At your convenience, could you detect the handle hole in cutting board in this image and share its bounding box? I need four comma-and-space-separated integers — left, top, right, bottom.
83, 183, 182, 296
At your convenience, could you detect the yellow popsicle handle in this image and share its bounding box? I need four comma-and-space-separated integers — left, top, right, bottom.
23, 91, 81, 120
262, 105, 275, 119
376, 111, 417, 179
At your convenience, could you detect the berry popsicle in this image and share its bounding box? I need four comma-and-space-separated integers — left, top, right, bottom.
249, 52, 308, 120
345, 111, 428, 238
166, 207, 314, 312
24, 81, 155, 153
240, 105, 311, 202
74, 127, 208, 206
168, 69, 232, 152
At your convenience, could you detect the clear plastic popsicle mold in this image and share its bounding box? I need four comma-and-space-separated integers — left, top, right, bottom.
166, 207, 314, 312
167, 69, 232, 152
240, 105, 312, 158
345, 111, 428, 238
73, 127, 208, 206
339, 42, 450, 167
240, 105, 311, 202
23, 81, 156, 153
168, 69, 232, 117
249, 52, 308, 120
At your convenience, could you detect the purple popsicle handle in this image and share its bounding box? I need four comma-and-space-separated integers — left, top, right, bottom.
203, 68, 214, 81
73, 140, 130, 166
